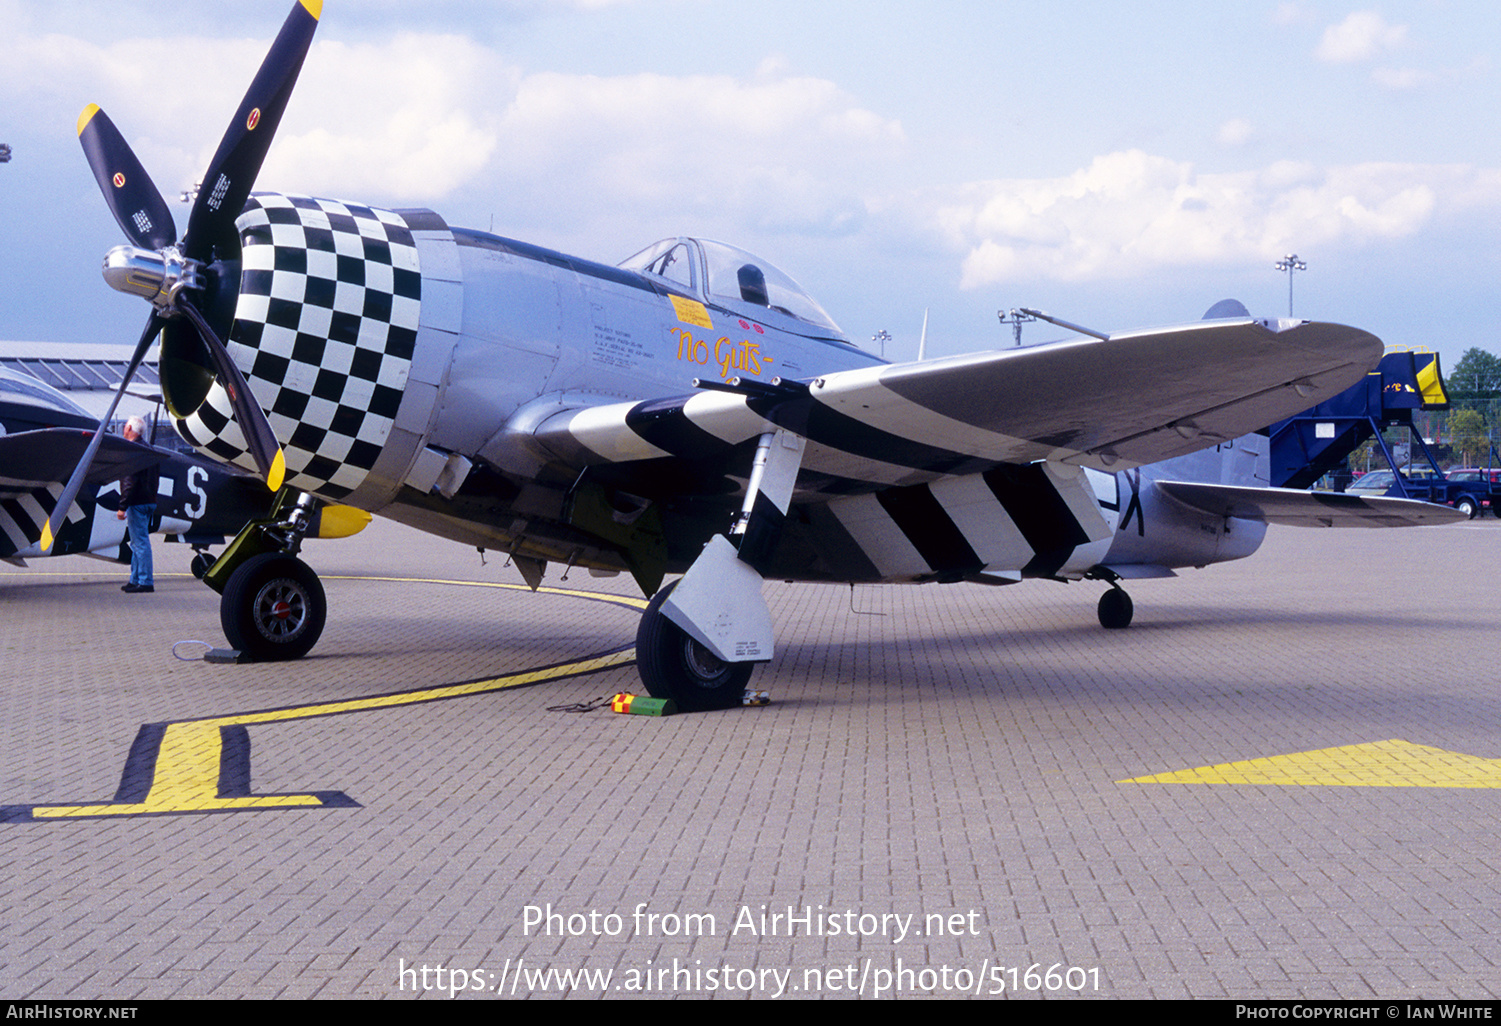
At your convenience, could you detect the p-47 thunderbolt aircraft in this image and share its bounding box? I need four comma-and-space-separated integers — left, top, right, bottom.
49, 1, 1459, 708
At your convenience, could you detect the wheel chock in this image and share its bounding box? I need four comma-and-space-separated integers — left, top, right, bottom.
204, 648, 249, 664
611, 693, 677, 717
742, 690, 771, 706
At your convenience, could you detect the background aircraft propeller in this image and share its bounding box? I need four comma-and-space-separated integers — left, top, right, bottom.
40, 0, 319, 552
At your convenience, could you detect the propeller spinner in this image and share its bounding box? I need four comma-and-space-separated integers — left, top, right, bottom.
40, 1, 321, 552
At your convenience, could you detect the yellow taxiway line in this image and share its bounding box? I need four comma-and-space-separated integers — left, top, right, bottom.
1120, 739, 1501, 788
6, 579, 645, 822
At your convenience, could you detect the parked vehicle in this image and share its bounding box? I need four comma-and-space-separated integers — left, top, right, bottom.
1441, 468, 1501, 518
1347, 467, 1491, 518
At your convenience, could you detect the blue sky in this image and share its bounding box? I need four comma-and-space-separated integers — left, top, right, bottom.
2, 0, 1498, 373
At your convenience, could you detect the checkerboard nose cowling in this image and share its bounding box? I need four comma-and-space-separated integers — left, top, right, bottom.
172, 194, 422, 503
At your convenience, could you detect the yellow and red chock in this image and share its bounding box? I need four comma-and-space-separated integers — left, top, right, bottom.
610, 693, 677, 716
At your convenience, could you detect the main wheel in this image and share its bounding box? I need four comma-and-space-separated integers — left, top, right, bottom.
1098, 587, 1133, 629
220, 553, 326, 661
635, 582, 752, 712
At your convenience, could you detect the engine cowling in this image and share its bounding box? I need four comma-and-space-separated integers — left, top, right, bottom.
168, 193, 456, 511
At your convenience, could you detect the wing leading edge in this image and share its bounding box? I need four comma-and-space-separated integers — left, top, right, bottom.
527, 317, 1382, 495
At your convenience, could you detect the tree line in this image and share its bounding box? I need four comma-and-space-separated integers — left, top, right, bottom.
1433, 348, 1501, 467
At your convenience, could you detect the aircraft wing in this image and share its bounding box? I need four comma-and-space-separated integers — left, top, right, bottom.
0, 428, 167, 494
1155, 481, 1468, 527
528, 318, 1381, 492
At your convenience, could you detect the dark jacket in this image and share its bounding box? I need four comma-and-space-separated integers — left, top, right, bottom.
118, 461, 160, 510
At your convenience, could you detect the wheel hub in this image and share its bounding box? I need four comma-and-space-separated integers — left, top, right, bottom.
682, 637, 728, 685
253, 579, 307, 639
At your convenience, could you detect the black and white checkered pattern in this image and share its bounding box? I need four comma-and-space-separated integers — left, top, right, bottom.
175, 194, 421, 501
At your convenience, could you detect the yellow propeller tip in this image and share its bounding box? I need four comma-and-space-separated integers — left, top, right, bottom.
267, 450, 286, 493
39, 523, 55, 553
77, 104, 100, 137
300, 0, 323, 21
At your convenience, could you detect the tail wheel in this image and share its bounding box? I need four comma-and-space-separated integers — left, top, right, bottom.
635, 582, 752, 712
190, 552, 213, 579
1098, 587, 1133, 630
221, 552, 326, 661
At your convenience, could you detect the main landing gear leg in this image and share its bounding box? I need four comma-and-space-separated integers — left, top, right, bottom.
635, 428, 806, 711
202, 490, 327, 661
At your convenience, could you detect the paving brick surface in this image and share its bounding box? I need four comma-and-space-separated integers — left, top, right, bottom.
1, 518, 1498, 999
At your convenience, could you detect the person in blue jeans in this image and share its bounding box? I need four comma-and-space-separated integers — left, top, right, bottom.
116, 416, 159, 594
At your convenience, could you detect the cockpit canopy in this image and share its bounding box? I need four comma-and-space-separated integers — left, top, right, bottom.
0, 366, 90, 418
620, 238, 849, 342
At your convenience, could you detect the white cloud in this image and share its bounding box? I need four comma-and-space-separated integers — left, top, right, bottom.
0, 23, 901, 232
1371, 66, 1433, 90
263, 34, 512, 201
483, 66, 904, 237
1315, 11, 1407, 64
930, 151, 1498, 287
1217, 118, 1255, 147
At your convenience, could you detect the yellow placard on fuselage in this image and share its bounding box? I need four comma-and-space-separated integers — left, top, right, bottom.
669, 295, 713, 330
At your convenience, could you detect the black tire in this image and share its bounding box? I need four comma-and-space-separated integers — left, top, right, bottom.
635, 582, 752, 712
1098, 587, 1133, 630
220, 553, 326, 661
190, 552, 213, 580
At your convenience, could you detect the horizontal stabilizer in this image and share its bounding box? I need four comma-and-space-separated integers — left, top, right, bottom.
1156, 481, 1468, 528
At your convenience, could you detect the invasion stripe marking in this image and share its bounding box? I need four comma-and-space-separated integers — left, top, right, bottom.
565, 404, 671, 463
982, 463, 1091, 579
798, 503, 884, 581
928, 475, 1036, 571
875, 484, 983, 581
752, 394, 995, 477
813, 360, 1085, 466
826, 493, 931, 580
625, 398, 736, 463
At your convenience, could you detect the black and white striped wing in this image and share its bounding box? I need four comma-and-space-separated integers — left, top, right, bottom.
532, 317, 1381, 491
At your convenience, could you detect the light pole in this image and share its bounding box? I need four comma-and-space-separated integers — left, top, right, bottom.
871, 329, 891, 360
997, 308, 1037, 347
1274, 254, 1306, 317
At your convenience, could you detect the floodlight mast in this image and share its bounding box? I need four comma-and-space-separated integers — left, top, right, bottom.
997, 308, 1037, 347
1274, 254, 1307, 317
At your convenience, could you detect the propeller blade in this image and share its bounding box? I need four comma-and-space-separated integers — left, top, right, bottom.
177, 297, 286, 492
39, 312, 164, 554
76, 105, 177, 251
182, 0, 322, 263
